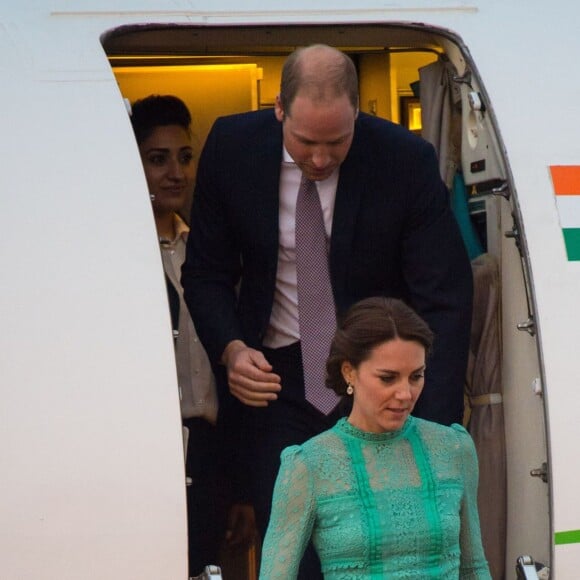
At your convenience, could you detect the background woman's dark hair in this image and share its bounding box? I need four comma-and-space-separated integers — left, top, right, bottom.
326, 296, 434, 395
130, 94, 191, 145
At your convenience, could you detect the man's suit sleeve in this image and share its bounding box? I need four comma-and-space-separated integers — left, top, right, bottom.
402, 140, 473, 426
181, 119, 243, 366
181, 119, 255, 504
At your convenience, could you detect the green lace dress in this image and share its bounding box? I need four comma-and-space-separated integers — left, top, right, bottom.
260, 416, 491, 579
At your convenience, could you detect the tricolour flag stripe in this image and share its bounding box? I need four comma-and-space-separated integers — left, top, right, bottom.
555, 529, 580, 545
549, 165, 580, 261
550, 165, 580, 195
562, 229, 580, 261
555, 196, 580, 228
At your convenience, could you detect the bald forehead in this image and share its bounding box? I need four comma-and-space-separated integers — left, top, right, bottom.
296, 45, 347, 76
280, 43, 359, 115
294, 46, 352, 103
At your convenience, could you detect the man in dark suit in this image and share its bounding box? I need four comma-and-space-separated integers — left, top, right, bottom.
182, 44, 472, 578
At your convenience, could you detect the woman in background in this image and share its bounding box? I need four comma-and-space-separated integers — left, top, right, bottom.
260, 296, 490, 579
130, 95, 254, 577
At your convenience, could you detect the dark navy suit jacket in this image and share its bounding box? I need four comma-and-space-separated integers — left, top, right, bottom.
183, 108, 473, 426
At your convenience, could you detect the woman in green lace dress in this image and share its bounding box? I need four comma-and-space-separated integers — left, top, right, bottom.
260, 297, 491, 579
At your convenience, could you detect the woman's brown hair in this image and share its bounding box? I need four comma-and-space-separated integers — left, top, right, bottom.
326, 297, 434, 395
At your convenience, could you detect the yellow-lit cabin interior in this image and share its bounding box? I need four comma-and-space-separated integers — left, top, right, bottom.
106, 26, 441, 196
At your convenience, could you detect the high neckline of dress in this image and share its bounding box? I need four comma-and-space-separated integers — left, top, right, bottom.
336, 416, 413, 442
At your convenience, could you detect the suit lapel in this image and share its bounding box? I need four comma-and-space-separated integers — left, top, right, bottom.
330, 128, 365, 305
249, 115, 283, 266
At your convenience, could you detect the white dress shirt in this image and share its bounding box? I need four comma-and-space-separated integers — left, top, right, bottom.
262, 147, 339, 348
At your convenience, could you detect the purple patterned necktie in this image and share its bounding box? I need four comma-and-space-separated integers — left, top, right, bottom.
295, 175, 340, 415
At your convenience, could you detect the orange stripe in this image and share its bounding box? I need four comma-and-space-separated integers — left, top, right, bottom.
550, 165, 580, 195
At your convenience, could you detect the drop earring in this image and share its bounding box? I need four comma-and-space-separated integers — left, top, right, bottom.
346, 382, 354, 395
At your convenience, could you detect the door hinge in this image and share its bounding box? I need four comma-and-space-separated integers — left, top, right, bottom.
530, 462, 548, 483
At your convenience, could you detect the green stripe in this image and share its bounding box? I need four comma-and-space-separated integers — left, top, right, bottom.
562, 228, 580, 260
344, 437, 383, 578
408, 426, 444, 568
555, 529, 580, 545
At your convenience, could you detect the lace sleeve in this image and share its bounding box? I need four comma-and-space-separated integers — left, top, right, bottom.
452, 424, 492, 579
259, 445, 316, 579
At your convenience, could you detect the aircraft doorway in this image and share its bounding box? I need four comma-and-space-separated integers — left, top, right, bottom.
103, 23, 550, 579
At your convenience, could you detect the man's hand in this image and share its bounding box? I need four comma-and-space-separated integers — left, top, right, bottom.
221, 340, 281, 406
224, 503, 256, 547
